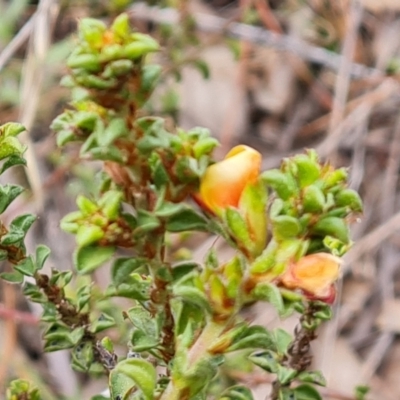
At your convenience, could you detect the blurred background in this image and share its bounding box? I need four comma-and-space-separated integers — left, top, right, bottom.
1, 0, 400, 399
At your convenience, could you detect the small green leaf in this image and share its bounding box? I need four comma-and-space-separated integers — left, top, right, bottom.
193, 137, 218, 159
172, 262, 199, 282
35, 245, 51, 270
74, 245, 115, 274
297, 370, 327, 386
219, 385, 254, 400
98, 118, 128, 147
0, 184, 24, 213
166, 208, 208, 232
224, 207, 253, 252
14, 257, 36, 277
192, 59, 210, 79
0, 155, 26, 175
272, 216, 301, 239
354, 385, 370, 400
249, 350, 279, 373
91, 313, 116, 333
112, 257, 146, 286
273, 328, 293, 355
0, 136, 26, 160
131, 329, 160, 352
252, 283, 284, 315
303, 185, 325, 213
294, 384, 323, 400
276, 365, 297, 385
227, 325, 274, 352
76, 225, 104, 247
335, 189, 363, 212
293, 154, 321, 187
111, 358, 157, 400
0, 270, 24, 284
261, 169, 297, 200
173, 285, 211, 311
136, 209, 160, 233
98, 190, 123, 221
312, 217, 349, 243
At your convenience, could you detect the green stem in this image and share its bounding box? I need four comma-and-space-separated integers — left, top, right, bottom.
160, 319, 227, 400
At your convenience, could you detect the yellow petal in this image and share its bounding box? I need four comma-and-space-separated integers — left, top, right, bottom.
199, 145, 261, 212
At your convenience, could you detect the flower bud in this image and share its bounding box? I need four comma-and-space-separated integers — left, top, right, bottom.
280, 253, 341, 303
199, 145, 261, 213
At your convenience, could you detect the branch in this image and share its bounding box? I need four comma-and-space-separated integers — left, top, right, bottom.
129, 2, 382, 79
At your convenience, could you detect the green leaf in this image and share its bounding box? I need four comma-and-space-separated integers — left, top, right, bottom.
335, 188, 363, 212
192, 59, 210, 79
219, 385, 254, 400
71, 341, 94, 371
14, 257, 36, 277
74, 245, 115, 274
193, 137, 218, 159
98, 190, 123, 221
0, 184, 24, 213
0, 270, 24, 284
312, 217, 349, 243
67, 54, 101, 72
126, 306, 159, 336
273, 328, 293, 355
354, 385, 370, 400
155, 202, 187, 218
0, 136, 26, 161
35, 245, 51, 270
112, 257, 146, 286
303, 185, 325, 213
10, 213, 36, 234
227, 325, 274, 352
98, 118, 128, 147
293, 154, 321, 187
297, 370, 327, 386
76, 225, 104, 247
225, 207, 253, 250
252, 283, 284, 315
0, 155, 26, 175
250, 240, 278, 274
173, 285, 211, 311
261, 169, 297, 200
76, 284, 91, 311
272, 215, 301, 239
111, 358, 157, 400
131, 329, 160, 352
134, 209, 160, 234
172, 262, 199, 282
276, 365, 297, 385
1, 122, 25, 137
249, 350, 279, 373
166, 208, 208, 232
294, 384, 323, 400
90, 145, 126, 163
91, 313, 116, 333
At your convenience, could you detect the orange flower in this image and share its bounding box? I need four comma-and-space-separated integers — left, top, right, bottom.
280, 253, 341, 303
198, 145, 262, 213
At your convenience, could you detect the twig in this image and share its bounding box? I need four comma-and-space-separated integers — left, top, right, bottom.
18, 0, 60, 212
0, 14, 35, 73
328, 0, 364, 139
129, 2, 383, 79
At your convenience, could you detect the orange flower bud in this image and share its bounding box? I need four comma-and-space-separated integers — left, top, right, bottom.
199, 145, 262, 213
280, 253, 341, 303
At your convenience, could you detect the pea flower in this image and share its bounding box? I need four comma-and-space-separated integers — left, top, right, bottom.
280, 253, 341, 304
198, 145, 262, 213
